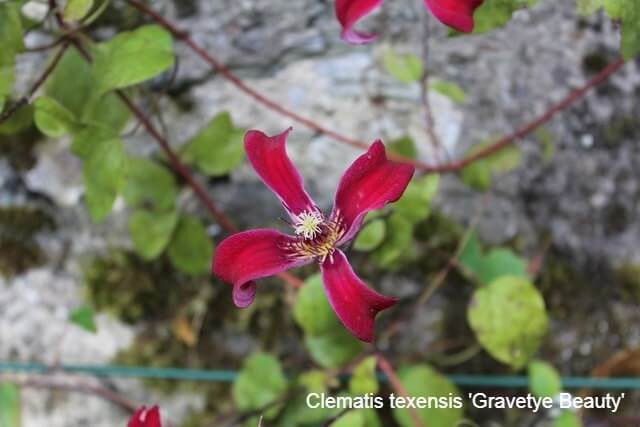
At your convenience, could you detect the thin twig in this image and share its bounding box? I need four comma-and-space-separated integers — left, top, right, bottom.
124, 0, 626, 174
0, 373, 138, 413
376, 352, 425, 427
0, 43, 70, 125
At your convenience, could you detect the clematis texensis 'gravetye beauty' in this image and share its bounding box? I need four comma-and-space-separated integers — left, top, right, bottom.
336, 0, 484, 43
128, 406, 161, 427
212, 129, 415, 342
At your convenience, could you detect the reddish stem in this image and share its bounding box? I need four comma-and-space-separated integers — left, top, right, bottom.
377, 353, 425, 427
124, 0, 625, 174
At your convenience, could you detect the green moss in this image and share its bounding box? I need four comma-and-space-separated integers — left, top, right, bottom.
614, 262, 640, 302
0, 205, 54, 277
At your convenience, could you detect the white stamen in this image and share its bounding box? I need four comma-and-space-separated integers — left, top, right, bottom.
294, 210, 324, 239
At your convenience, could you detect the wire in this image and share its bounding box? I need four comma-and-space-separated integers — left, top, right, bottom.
1, 362, 639, 390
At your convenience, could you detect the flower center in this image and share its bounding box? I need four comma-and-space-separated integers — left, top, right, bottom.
283, 214, 346, 262
293, 210, 324, 240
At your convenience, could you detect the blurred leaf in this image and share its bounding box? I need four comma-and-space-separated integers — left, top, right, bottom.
0, 103, 33, 135
349, 356, 379, 395
332, 411, 364, 427
535, 127, 555, 163
468, 276, 548, 369
430, 80, 466, 104
167, 215, 213, 275
172, 315, 197, 347
69, 305, 97, 333
372, 214, 413, 268
554, 411, 582, 427
123, 156, 177, 211
63, 0, 93, 21
354, 219, 386, 251
33, 96, 78, 137
460, 138, 522, 191
280, 371, 339, 425
293, 275, 363, 368
78, 129, 128, 222
382, 49, 423, 84
388, 136, 417, 159
181, 112, 245, 176
0, 3, 24, 106
92, 25, 174, 94
578, 0, 639, 58
393, 174, 439, 225
458, 231, 528, 285
472, 0, 539, 34
0, 383, 20, 427
46, 49, 130, 131
129, 210, 178, 260
393, 365, 463, 427
528, 360, 562, 398
233, 353, 288, 420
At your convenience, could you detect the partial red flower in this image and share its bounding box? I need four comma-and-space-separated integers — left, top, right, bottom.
212, 128, 415, 342
128, 406, 161, 427
336, 0, 484, 43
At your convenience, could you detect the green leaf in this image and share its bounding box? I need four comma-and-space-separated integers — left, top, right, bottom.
0, 383, 20, 427
388, 136, 418, 159
80, 130, 128, 222
354, 219, 386, 251
293, 274, 363, 368
430, 80, 466, 104
382, 49, 423, 84
63, 0, 93, 21
46, 49, 130, 131
232, 353, 288, 420
280, 372, 340, 425
528, 360, 562, 398
372, 214, 413, 268
393, 174, 439, 225
333, 411, 365, 427
393, 365, 463, 427
69, 305, 97, 333
458, 231, 528, 285
167, 215, 213, 275
468, 276, 549, 369
349, 356, 379, 395
0, 103, 33, 135
92, 25, 174, 94
459, 138, 522, 191
0, 3, 24, 105
129, 210, 179, 260
554, 411, 583, 427
123, 157, 177, 211
33, 97, 78, 137
181, 112, 245, 176
472, 0, 539, 34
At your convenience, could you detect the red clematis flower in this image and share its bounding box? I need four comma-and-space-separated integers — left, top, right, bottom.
128, 406, 161, 427
336, 0, 484, 43
213, 129, 415, 342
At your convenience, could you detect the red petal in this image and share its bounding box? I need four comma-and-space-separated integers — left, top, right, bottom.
423, 0, 483, 33
128, 406, 161, 427
335, 0, 383, 44
321, 250, 396, 342
212, 229, 309, 307
332, 140, 414, 243
245, 129, 318, 218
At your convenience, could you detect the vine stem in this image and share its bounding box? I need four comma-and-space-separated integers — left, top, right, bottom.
0, 43, 70, 125
376, 352, 425, 427
66, 36, 303, 289
125, 0, 625, 174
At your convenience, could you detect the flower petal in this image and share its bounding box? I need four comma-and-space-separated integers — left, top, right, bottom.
128, 406, 161, 427
212, 229, 309, 308
423, 0, 483, 33
321, 250, 396, 342
335, 0, 383, 44
245, 129, 318, 219
331, 140, 414, 243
